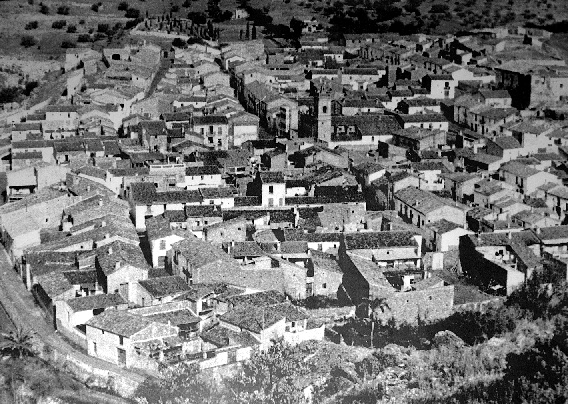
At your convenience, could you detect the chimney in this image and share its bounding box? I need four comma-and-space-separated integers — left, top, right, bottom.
536, 227, 541, 235
508, 231, 512, 240
115, 261, 121, 270
98, 199, 103, 207
108, 246, 113, 255
101, 220, 106, 227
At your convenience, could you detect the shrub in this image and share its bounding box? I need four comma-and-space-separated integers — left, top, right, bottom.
91, 3, 98, 11
25, 21, 39, 30
39, 4, 49, 14
125, 7, 140, 18
79, 19, 85, 24
20, 35, 37, 47
125, 18, 141, 29
430, 3, 449, 13
77, 34, 91, 42
97, 23, 109, 32
57, 5, 69, 14
94, 32, 106, 41
66, 25, 77, 33
172, 37, 186, 47
61, 40, 75, 48
118, 1, 128, 10
52, 20, 67, 29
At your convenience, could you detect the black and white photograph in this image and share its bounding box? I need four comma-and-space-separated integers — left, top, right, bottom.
0, 0, 567, 402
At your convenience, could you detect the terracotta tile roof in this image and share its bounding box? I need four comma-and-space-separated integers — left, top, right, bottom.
220, 301, 307, 333
96, 240, 150, 276
138, 276, 191, 298
66, 293, 126, 312
86, 310, 154, 337
344, 231, 418, 249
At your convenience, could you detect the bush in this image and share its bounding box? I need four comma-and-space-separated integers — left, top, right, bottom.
61, 40, 76, 48
187, 11, 206, 24
0, 86, 21, 103
25, 21, 38, 30
172, 37, 186, 47
171, 5, 179, 12
118, 1, 128, 10
94, 32, 106, 41
97, 23, 109, 32
66, 25, 77, 33
20, 35, 37, 47
77, 34, 91, 42
125, 7, 140, 18
52, 20, 66, 29
57, 5, 69, 14
430, 3, 450, 13
79, 19, 85, 24
39, 4, 49, 14
23, 81, 38, 96
125, 18, 141, 29
91, 3, 98, 11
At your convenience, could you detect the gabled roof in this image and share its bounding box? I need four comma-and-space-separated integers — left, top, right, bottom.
259, 171, 285, 183
86, 310, 154, 337
66, 293, 126, 312
493, 136, 521, 149
96, 240, 149, 276
220, 301, 308, 333
138, 276, 191, 298
344, 231, 418, 250
535, 225, 568, 242
395, 187, 453, 214
499, 161, 541, 178
428, 219, 463, 234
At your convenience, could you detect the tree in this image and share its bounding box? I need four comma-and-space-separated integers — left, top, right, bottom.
369, 297, 389, 349
67, 24, 77, 33
227, 340, 311, 404
56, 5, 69, 14
251, 24, 256, 39
91, 3, 98, 11
135, 363, 217, 403
20, 35, 37, 48
125, 7, 140, 18
290, 17, 304, 38
97, 23, 109, 32
1, 327, 35, 359
61, 40, 76, 48
0, 87, 21, 103
172, 37, 186, 47
118, 1, 128, 11
39, 4, 49, 14
187, 11, 206, 24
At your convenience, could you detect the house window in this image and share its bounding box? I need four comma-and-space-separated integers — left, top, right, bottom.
322, 283, 327, 289
291, 321, 296, 328
160, 240, 166, 250
268, 185, 274, 194
93, 342, 97, 354
119, 336, 124, 345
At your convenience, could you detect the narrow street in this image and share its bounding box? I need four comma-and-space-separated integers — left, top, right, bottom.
0, 244, 146, 401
